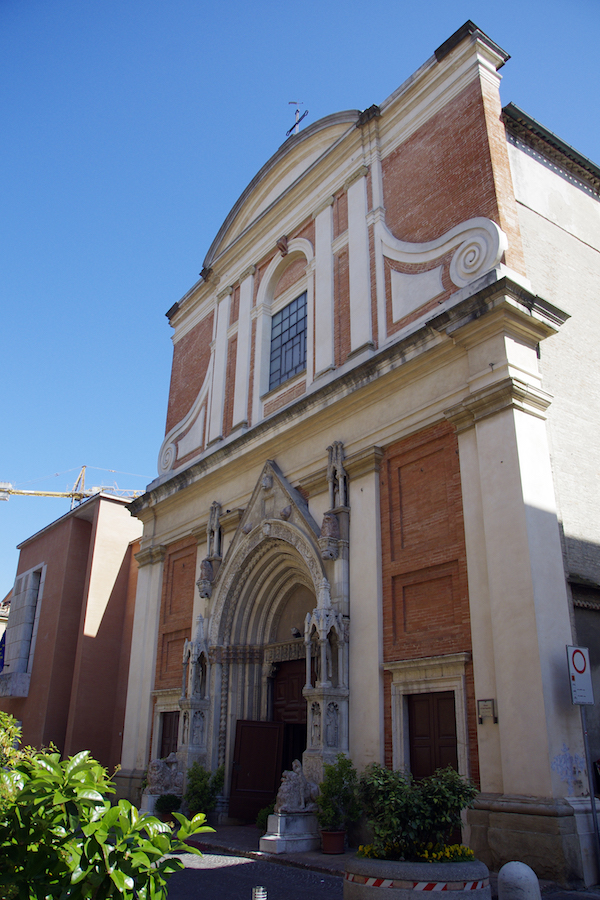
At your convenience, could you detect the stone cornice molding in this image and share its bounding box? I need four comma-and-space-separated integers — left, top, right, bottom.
217, 285, 233, 301
239, 264, 256, 282
312, 196, 335, 219
343, 165, 369, 191
219, 508, 245, 532
135, 545, 167, 567
384, 651, 471, 679
344, 446, 384, 479
444, 378, 553, 432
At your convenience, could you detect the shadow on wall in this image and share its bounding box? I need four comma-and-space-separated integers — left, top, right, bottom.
64, 541, 138, 773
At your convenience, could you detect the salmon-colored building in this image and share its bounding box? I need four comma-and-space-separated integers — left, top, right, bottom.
0, 493, 142, 774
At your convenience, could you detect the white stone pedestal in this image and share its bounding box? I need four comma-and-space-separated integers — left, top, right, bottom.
140, 793, 160, 814
259, 811, 320, 853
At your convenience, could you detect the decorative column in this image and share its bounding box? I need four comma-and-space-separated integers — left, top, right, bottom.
118, 545, 166, 798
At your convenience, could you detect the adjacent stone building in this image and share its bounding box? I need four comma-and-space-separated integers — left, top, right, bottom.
120, 22, 600, 885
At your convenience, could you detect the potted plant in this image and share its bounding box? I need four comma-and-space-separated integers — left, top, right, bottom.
344, 766, 489, 900
316, 754, 361, 854
184, 763, 225, 817
154, 792, 182, 823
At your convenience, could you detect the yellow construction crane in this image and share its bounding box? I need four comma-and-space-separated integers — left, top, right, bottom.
0, 466, 143, 509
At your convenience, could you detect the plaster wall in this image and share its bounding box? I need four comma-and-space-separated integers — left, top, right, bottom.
507, 141, 600, 585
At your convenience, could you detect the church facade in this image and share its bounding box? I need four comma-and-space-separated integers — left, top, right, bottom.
120, 22, 600, 885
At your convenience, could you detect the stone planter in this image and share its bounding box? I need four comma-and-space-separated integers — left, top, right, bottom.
344, 857, 491, 900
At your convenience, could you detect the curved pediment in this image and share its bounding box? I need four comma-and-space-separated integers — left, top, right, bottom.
203, 111, 359, 269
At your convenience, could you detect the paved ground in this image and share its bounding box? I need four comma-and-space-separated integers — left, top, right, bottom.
164, 825, 600, 900
167, 851, 343, 900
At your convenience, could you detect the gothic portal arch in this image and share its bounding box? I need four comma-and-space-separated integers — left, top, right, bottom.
179, 459, 350, 810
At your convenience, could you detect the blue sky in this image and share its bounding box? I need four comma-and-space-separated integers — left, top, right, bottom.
1, 0, 598, 598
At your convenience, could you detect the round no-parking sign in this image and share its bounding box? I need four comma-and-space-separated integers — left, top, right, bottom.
567, 645, 595, 705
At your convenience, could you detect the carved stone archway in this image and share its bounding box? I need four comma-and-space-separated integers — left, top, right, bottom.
178, 456, 350, 806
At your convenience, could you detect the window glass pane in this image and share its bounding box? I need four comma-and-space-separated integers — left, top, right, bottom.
269, 292, 307, 390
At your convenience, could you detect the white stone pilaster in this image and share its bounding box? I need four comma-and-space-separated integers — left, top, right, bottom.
208, 289, 231, 444
232, 272, 253, 429
120, 546, 166, 774
314, 200, 335, 377
448, 375, 585, 799
347, 453, 384, 769
347, 172, 372, 354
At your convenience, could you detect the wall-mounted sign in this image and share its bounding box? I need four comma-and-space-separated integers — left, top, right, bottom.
477, 698, 497, 724
567, 645, 595, 705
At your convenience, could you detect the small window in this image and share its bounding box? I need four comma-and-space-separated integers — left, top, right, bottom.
269, 292, 307, 390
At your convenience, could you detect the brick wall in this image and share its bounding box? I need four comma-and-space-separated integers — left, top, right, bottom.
155, 538, 196, 691
382, 80, 513, 254
165, 312, 214, 434
380, 421, 478, 782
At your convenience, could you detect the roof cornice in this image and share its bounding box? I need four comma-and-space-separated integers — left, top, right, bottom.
503, 103, 600, 195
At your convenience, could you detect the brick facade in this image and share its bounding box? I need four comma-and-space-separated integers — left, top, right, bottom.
380, 421, 478, 783
155, 538, 197, 692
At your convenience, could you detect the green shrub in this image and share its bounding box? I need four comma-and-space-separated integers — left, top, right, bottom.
359, 764, 478, 862
0, 713, 214, 899
184, 763, 224, 815
154, 792, 182, 814
256, 801, 275, 832
316, 753, 361, 832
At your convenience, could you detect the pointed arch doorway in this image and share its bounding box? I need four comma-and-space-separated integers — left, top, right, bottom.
185, 459, 350, 821
228, 583, 315, 821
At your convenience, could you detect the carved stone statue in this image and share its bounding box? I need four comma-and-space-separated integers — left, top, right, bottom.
327, 441, 348, 509
144, 751, 184, 796
311, 702, 321, 745
207, 501, 222, 558
192, 710, 205, 746
274, 760, 318, 813
326, 702, 339, 748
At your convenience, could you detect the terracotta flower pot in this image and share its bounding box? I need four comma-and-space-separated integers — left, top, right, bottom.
321, 830, 346, 854
344, 857, 491, 900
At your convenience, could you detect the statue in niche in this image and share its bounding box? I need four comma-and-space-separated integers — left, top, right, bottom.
200, 557, 213, 582
181, 640, 192, 698
182, 711, 189, 745
192, 710, 204, 746
326, 703, 339, 748
319, 512, 340, 560
311, 702, 321, 746
327, 441, 348, 509
192, 653, 207, 697
207, 501, 221, 558
274, 760, 318, 813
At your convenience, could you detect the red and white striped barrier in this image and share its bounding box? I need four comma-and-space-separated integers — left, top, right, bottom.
344, 873, 489, 891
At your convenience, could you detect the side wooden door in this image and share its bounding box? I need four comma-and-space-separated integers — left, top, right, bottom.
228, 720, 284, 821
407, 691, 458, 779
